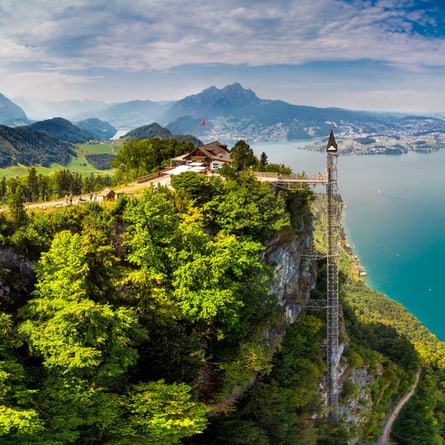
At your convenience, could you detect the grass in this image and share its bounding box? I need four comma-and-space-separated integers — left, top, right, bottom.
77, 142, 118, 155
0, 142, 116, 179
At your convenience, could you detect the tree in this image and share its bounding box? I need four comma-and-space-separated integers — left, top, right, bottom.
230, 140, 257, 171
259, 151, 268, 169
206, 173, 288, 240
122, 187, 179, 307
112, 139, 193, 182
0, 314, 43, 440
19, 231, 144, 382
173, 232, 265, 324
109, 380, 209, 445
171, 171, 214, 205
26, 167, 39, 202
7, 186, 27, 227
0, 177, 6, 200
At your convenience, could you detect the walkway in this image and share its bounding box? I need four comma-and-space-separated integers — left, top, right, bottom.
378, 368, 421, 445
254, 171, 327, 185
23, 174, 173, 211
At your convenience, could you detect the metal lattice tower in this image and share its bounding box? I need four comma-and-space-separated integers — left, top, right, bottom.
326, 130, 340, 420
254, 131, 341, 420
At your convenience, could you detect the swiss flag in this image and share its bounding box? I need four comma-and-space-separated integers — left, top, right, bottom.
200, 119, 205, 126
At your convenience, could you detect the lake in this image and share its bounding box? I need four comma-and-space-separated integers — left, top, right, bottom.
252, 140, 445, 341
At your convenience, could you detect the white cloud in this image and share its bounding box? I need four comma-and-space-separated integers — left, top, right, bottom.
0, 0, 444, 110
1, 0, 444, 70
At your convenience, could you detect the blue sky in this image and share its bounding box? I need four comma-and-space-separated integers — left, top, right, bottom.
1, 0, 445, 114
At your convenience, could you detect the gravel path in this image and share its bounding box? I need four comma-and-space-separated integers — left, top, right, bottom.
378, 368, 421, 445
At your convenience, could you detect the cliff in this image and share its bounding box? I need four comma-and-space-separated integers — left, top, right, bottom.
196, 191, 435, 444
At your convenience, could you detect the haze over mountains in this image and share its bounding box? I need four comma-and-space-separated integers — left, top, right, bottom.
4, 83, 445, 143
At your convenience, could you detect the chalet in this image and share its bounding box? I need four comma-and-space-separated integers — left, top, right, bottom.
173, 141, 232, 171
102, 188, 116, 201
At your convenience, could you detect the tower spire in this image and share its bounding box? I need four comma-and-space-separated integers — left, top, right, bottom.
326, 129, 338, 152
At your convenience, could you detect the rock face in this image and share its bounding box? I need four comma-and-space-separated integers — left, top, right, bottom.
264, 220, 316, 324
266, 236, 314, 323
0, 249, 35, 310
263, 220, 382, 440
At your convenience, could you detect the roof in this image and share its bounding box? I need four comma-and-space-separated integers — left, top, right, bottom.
192, 141, 232, 163
102, 187, 115, 196
168, 165, 191, 175
169, 165, 207, 175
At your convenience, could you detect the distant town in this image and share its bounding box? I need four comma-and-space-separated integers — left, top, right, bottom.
302, 132, 445, 155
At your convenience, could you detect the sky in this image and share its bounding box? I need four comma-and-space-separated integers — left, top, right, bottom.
1, 0, 445, 115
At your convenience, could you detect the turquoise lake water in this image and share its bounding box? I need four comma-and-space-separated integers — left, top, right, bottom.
253, 141, 445, 341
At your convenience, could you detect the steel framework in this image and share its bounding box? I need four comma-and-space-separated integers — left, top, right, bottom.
326, 131, 340, 420
261, 131, 341, 420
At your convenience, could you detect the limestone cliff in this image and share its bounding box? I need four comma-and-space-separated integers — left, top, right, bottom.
264, 225, 316, 325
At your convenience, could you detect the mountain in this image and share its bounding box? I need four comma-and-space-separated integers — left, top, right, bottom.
28, 117, 94, 144
164, 83, 445, 142
75, 118, 117, 140
165, 83, 261, 121
11, 84, 445, 145
13, 98, 108, 122
83, 83, 445, 143
87, 100, 171, 130
121, 122, 203, 147
0, 125, 75, 168
0, 93, 30, 126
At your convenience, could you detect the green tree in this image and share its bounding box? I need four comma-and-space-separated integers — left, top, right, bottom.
171, 171, 214, 205
0, 314, 43, 440
19, 231, 144, 382
122, 187, 179, 308
110, 380, 209, 445
26, 167, 39, 202
173, 232, 265, 324
0, 177, 6, 200
112, 138, 193, 182
7, 187, 27, 227
37, 173, 50, 202
259, 151, 268, 169
230, 140, 257, 171
206, 173, 288, 240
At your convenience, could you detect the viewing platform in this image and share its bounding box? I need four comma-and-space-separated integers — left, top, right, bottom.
253, 171, 327, 188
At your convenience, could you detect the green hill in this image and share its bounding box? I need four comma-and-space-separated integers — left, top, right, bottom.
122, 122, 203, 147
0, 124, 75, 167
75, 118, 116, 140
28, 117, 94, 144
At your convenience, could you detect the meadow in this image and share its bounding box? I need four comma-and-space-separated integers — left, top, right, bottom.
0, 142, 117, 178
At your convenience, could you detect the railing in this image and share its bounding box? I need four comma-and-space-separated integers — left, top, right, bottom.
136, 172, 161, 183
254, 172, 326, 183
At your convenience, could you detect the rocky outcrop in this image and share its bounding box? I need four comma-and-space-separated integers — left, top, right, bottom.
0, 248, 35, 310
264, 223, 316, 324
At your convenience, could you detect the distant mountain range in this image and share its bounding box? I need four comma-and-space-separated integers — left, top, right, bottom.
3, 83, 445, 144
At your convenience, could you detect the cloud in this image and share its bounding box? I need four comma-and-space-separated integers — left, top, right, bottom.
1, 0, 444, 110
1, 0, 444, 71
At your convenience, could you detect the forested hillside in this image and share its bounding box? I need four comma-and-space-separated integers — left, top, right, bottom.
0, 125, 75, 167
28, 117, 94, 144
0, 138, 444, 444
75, 118, 117, 140
121, 122, 203, 147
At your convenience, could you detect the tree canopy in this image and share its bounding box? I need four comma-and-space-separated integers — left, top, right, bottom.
0, 150, 443, 444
